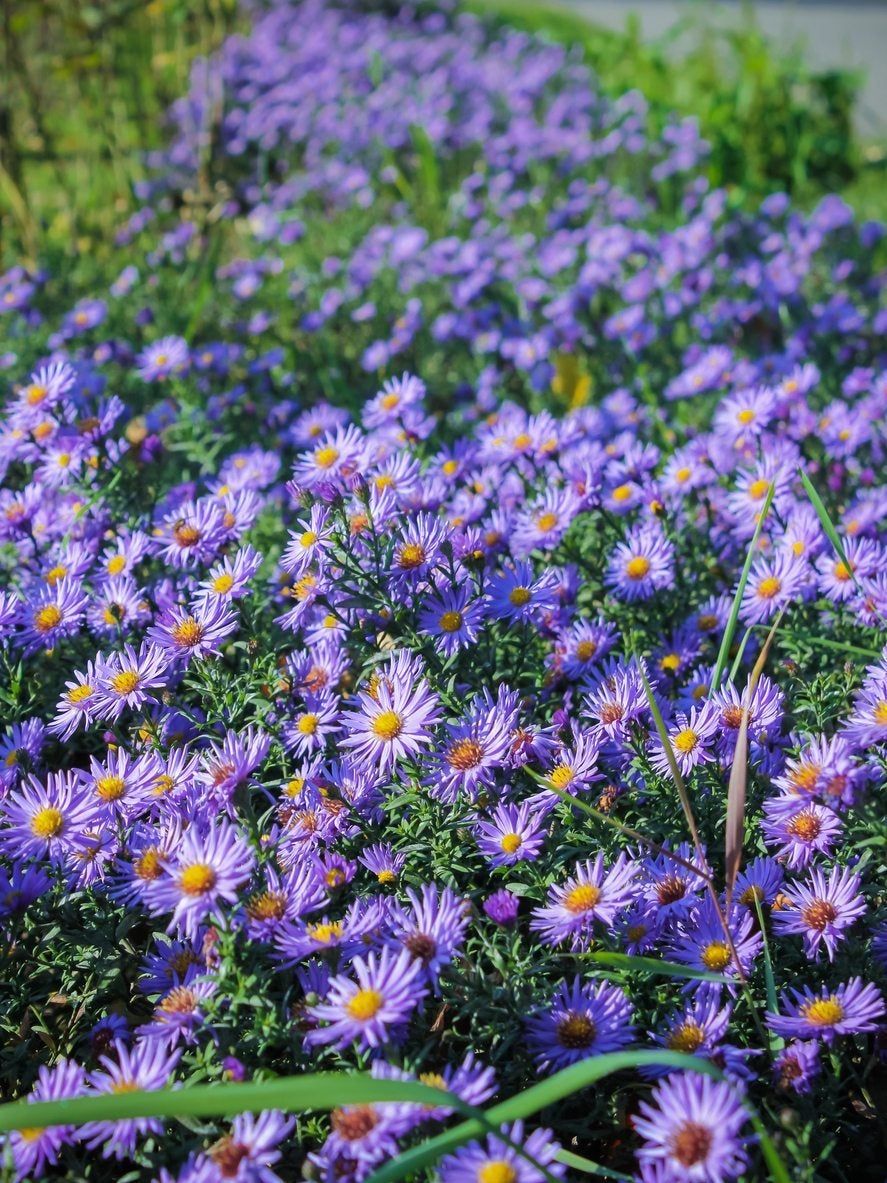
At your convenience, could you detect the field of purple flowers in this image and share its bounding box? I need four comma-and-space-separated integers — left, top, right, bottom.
1, 2, 886, 1181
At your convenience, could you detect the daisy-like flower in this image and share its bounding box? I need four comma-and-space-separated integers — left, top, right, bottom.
292, 423, 366, 492
605, 523, 674, 602
282, 693, 341, 758
841, 666, 887, 749
526, 978, 634, 1072
153, 499, 227, 569
739, 553, 806, 625
81, 1041, 181, 1159
584, 665, 647, 742
418, 584, 487, 658
815, 537, 879, 604
341, 652, 441, 773
634, 1073, 748, 1181
773, 1041, 821, 1095
425, 695, 513, 804
389, 512, 449, 586
137, 979, 217, 1048
669, 898, 761, 985
197, 725, 271, 807
363, 371, 426, 429
530, 853, 637, 949
487, 560, 560, 624
474, 800, 548, 867
96, 642, 169, 720
6, 1058, 86, 1178
195, 545, 263, 606
387, 883, 469, 985
136, 335, 189, 381
147, 597, 239, 665
760, 796, 842, 870
511, 486, 580, 557
772, 865, 866, 961
4, 770, 100, 863
151, 823, 255, 939
207, 1111, 294, 1183
438, 1121, 564, 1183
733, 856, 784, 910
653, 996, 731, 1064
305, 948, 427, 1052
280, 506, 333, 576
649, 702, 720, 778
553, 617, 617, 681
16, 577, 87, 654
767, 977, 885, 1043
359, 842, 407, 887
83, 748, 161, 819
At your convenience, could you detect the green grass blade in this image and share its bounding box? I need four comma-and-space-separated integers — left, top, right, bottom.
365, 1051, 722, 1183
555, 1149, 632, 1180
580, 950, 730, 984
753, 894, 784, 1054
711, 480, 775, 691
0, 1074, 450, 1133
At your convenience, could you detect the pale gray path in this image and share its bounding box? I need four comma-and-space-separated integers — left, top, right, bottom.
560, 0, 887, 137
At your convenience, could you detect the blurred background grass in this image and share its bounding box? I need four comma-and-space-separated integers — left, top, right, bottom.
2, 0, 886, 267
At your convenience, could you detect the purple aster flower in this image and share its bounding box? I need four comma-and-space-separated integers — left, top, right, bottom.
425, 695, 513, 803
16, 577, 87, 654
137, 979, 217, 1048
280, 505, 333, 576
96, 642, 169, 721
760, 797, 842, 870
649, 702, 720, 779
474, 800, 548, 867
81, 1041, 181, 1159
371, 1051, 496, 1127
652, 996, 732, 1068
282, 693, 341, 758
359, 842, 407, 886
484, 889, 519, 925
634, 1073, 748, 1181
7, 1058, 86, 1178
341, 652, 441, 773
639, 844, 709, 923
418, 584, 487, 658
771, 865, 865, 961
584, 665, 648, 742
739, 553, 806, 625
733, 856, 784, 910
552, 617, 617, 681
530, 853, 637, 949
147, 597, 239, 665
767, 977, 885, 1043
539, 725, 602, 797
526, 977, 634, 1072
387, 883, 469, 984
773, 1041, 821, 1095
195, 545, 263, 606
151, 822, 255, 939
305, 948, 427, 1053
487, 560, 560, 624
438, 1121, 564, 1183
605, 523, 674, 602
668, 899, 761, 985
207, 1111, 294, 1183
137, 335, 189, 381
388, 512, 449, 586
3, 770, 100, 863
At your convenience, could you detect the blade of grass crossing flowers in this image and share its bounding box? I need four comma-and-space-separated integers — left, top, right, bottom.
555, 1149, 632, 1180
798, 467, 877, 613
366, 1051, 724, 1183
753, 893, 784, 1055
711, 480, 776, 691
0, 1075, 457, 1133
725, 611, 784, 909
580, 949, 730, 985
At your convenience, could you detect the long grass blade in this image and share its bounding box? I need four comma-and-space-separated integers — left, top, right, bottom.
711, 480, 775, 691
724, 610, 783, 907
366, 1051, 722, 1183
580, 950, 730, 984
753, 893, 783, 1055
555, 1149, 632, 1180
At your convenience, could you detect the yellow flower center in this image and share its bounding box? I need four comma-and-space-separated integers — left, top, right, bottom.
212, 573, 234, 594
625, 556, 650, 580
45, 565, 67, 586
508, 586, 531, 607
377, 869, 396, 884
478, 1163, 517, 1183
439, 610, 463, 633
34, 605, 62, 632
564, 883, 601, 914
801, 997, 844, 1026
660, 652, 681, 673
737, 408, 756, 425
25, 384, 48, 406
575, 640, 597, 662
700, 942, 732, 971
346, 988, 384, 1021
314, 446, 339, 469
749, 478, 771, 500
371, 710, 403, 741
757, 576, 781, 599
308, 921, 343, 944
66, 683, 93, 704
676, 466, 692, 483
30, 806, 64, 839
110, 670, 140, 695
179, 863, 217, 895
667, 1021, 706, 1053
135, 849, 163, 880
107, 555, 127, 575
398, 543, 426, 570
874, 701, 887, 726
500, 833, 522, 854
673, 728, 699, 754
549, 763, 574, 789
95, 775, 126, 801
612, 484, 632, 502
172, 617, 203, 647
298, 714, 319, 735
536, 511, 559, 532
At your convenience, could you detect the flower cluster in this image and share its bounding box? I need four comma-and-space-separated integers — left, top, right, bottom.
0, 2, 885, 1182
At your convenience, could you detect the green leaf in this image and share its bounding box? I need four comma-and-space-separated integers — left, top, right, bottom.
555, 1149, 632, 1180
711, 479, 775, 691
365, 1051, 723, 1183
580, 950, 730, 984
